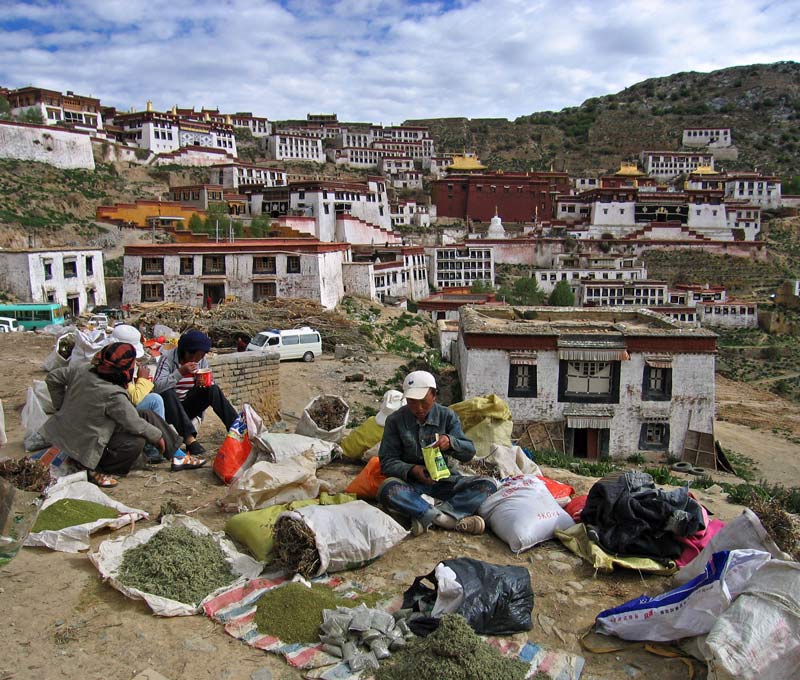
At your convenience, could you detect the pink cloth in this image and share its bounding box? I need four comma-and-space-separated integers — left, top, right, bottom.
675, 517, 726, 567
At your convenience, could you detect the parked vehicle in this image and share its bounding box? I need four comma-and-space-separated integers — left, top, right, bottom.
88, 313, 109, 329
0, 316, 23, 333
246, 327, 322, 362
0, 303, 66, 330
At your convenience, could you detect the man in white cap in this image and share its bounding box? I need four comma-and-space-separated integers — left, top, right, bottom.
377, 370, 496, 536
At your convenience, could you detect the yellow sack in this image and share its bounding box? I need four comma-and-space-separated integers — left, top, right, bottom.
465, 417, 514, 460
449, 394, 512, 432
224, 492, 356, 562
340, 416, 384, 460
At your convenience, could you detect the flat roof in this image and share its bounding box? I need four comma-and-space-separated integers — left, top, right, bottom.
460, 305, 717, 338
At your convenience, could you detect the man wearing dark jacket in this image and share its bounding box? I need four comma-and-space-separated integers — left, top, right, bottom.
377, 371, 496, 536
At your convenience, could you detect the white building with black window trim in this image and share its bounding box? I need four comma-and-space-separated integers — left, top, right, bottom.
0, 247, 106, 315
456, 306, 716, 460
121, 241, 348, 309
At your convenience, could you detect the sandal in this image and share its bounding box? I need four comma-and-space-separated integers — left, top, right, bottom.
171, 454, 207, 472
88, 471, 118, 488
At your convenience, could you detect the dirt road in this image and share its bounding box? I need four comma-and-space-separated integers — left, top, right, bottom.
0, 334, 795, 680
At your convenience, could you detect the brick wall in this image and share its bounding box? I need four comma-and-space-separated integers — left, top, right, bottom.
207, 351, 281, 423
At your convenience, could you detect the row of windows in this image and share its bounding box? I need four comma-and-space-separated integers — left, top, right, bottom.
507, 361, 670, 402
142, 282, 279, 303
141, 255, 301, 276
42, 256, 95, 279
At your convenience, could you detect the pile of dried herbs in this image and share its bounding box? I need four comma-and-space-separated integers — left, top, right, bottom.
32, 498, 118, 532
273, 515, 321, 577
253, 582, 382, 644
0, 458, 51, 493
117, 526, 235, 605
374, 614, 528, 680
307, 396, 349, 431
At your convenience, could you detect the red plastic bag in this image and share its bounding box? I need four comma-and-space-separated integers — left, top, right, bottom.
564, 494, 588, 521
344, 457, 387, 499
214, 412, 251, 484
536, 475, 574, 501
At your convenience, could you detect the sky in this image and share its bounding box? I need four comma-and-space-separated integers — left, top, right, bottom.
1, 0, 798, 124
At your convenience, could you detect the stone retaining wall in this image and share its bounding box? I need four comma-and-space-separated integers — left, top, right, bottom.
206, 351, 280, 423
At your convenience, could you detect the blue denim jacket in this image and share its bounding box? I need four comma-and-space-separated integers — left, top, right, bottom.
378, 402, 476, 480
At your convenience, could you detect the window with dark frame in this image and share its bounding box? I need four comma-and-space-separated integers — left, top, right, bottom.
43, 260, 53, 280
253, 256, 277, 274
558, 360, 621, 404
286, 256, 301, 274
179, 257, 194, 275
638, 422, 670, 450
202, 255, 226, 275
642, 363, 672, 401
141, 257, 164, 275
253, 282, 277, 301
63, 259, 78, 278
141, 283, 164, 302
84, 256, 94, 276
508, 361, 537, 397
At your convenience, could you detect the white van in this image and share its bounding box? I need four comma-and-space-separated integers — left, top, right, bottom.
0, 316, 22, 333
246, 327, 322, 362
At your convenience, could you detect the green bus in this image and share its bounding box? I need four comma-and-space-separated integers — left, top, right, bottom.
0, 303, 66, 330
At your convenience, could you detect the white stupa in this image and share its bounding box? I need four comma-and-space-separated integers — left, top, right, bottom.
487, 208, 506, 239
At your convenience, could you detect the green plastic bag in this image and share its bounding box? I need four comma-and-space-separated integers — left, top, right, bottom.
422, 446, 451, 481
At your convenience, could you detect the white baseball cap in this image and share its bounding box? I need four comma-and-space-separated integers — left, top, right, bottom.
111, 324, 145, 359
376, 389, 406, 426
402, 370, 436, 400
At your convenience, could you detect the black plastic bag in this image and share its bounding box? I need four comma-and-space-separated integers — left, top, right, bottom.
402, 557, 534, 636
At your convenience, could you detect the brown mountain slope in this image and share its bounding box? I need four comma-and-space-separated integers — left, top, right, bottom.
408, 61, 800, 177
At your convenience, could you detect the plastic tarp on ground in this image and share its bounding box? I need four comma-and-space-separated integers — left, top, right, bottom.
89, 514, 262, 616
555, 523, 677, 575
25, 471, 148, 553
203, 575, 585, 680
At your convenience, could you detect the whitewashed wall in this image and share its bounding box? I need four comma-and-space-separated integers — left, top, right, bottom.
0, 121, 95, 169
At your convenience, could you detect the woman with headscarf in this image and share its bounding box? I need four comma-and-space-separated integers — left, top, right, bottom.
153, 329, 237, 460
42, 342, 182, 487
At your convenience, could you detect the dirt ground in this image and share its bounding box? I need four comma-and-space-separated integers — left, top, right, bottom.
0, 333, 797, 680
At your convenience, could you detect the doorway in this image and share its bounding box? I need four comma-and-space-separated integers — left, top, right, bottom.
66, 295, 80, 316
203, 283, 225, 306
568, 428, 609, 459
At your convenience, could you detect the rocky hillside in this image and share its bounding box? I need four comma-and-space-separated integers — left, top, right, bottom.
407, 61, 800, 177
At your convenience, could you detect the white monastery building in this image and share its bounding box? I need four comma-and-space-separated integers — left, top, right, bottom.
456, 306, 717, 460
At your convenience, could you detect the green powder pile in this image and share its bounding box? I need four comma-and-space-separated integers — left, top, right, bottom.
374, 614, 528, 680
253, 582, 382, 644
32, 498, 118, 532
117, 526, 235, 605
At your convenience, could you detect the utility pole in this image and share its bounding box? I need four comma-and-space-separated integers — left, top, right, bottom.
215, 219, 219, 243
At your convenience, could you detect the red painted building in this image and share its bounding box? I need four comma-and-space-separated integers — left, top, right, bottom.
433, 172, 570, 222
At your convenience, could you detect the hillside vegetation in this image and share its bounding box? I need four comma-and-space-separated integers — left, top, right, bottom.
408, 61, 800, 177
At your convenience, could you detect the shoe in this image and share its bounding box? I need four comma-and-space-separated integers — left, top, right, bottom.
455, 515, 485, 535
410, 518, 429, 536
171, 454, 207, 471
185, 441, 207, 457
88, 471, 118, 488
143, 443, 164, 464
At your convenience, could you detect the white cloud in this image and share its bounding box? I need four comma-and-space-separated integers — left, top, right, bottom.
0, 0, 797, 122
